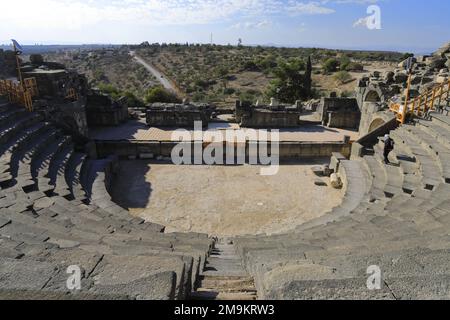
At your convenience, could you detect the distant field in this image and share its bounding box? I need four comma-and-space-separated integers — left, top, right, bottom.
45, 49, 157, 99
137, 45, 402, 108
43, 44, 403, 108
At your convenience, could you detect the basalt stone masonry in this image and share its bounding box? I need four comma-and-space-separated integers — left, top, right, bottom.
146, 103, 215, 128
235, 99, 302, 128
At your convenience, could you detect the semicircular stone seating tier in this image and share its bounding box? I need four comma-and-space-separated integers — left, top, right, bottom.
1, 94, 450, 300
0, 98, 214, 300
233, 99, 450, 300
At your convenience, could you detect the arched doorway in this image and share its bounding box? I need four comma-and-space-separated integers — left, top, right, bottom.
364, 90, 381, 103
368, 118, 386, 133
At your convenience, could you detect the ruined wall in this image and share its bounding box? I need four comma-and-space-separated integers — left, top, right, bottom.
235, 100, 302, 128
356, 43, 450, 135
327, 112, 361, 129
94, 139, 352, 161
23, 68, 87, 99
146, 103, 213, 128
318, 97, 360, 129
240, 110, 300, 128
38, 99, 89, 139
147, 110, 209, 128
0, 50, 18, 77
351, 117, 398, 158
86, 93, 128, 126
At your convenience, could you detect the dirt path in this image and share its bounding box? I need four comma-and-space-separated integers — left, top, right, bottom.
130, 51, 178, 94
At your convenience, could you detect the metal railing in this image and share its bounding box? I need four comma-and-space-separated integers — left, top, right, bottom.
0, 78, 38, 112
390, 79, 450, 124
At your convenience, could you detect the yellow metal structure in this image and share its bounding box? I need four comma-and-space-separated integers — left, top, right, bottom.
0, 79, 35, 112
389, 79, 450, 124
23, 77, 39, 97
0, 41, 38, 112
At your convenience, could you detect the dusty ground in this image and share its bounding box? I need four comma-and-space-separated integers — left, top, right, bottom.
111, 161, 343, 236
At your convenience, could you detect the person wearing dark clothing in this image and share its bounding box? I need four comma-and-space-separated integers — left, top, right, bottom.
384, 134, 394, 164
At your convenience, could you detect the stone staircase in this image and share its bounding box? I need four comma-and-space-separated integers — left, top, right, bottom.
191, 239, 257, 301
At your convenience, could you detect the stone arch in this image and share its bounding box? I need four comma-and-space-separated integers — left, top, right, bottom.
368, 118, 386, 133
364, 90, 382, 103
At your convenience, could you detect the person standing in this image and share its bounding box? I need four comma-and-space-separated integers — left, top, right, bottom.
384, 134, 395, 164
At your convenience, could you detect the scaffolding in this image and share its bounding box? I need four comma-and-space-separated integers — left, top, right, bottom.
390, 79, 450, 124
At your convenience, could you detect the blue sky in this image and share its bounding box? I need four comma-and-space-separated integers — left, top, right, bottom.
0, 0, 449, 53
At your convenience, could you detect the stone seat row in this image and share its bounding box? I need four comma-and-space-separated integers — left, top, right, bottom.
233, 110, 450, 299
0, 101, 213, 299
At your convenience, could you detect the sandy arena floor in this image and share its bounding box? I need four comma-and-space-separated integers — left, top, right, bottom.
111, 161, 344, 237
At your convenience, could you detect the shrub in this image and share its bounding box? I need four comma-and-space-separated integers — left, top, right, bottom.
97, 83, 121, 100
334, 71, 352, 84
340, 55, 351, 71
223, 88, 236, 95
144, 86, 180, 104
323, 58, 339, 73
123, 91, 144, 107
345, 62, 364, 71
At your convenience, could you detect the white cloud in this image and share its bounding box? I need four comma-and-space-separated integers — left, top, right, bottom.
287, 1, 335, 15
1, 0, 384, 43
0, 0, 286, 29
231, 20, 273, 30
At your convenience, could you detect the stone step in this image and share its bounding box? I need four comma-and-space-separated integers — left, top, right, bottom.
190, 291, 257, 301
391, 129, 443, 188
32, 136, 70, 192
65, 152, 87, 200
430, 111, 450, 127
404, 124, 450, 182
12, 127, 58, 189
49, 143, 74, 197
362, 155, 387, 199
417, 119, 450, 150
0, 122, 49, 185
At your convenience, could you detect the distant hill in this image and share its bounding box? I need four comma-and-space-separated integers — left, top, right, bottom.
0, 44, 122, 54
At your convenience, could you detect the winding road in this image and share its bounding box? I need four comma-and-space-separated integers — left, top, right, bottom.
130, 51, 178, 94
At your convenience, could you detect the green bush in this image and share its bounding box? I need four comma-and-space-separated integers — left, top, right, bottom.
97, 83, 121, 100
345, 62, 364, 71
223, 88, 236, 95
323, 58, 339, 73
144, 86, 180, 104
123, 91, 144, 107
340, 55, 351, 71
334, 71, 352, 84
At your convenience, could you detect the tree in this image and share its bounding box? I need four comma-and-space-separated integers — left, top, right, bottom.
323, 58, 339, 73
144, 86, 180, 104
400, 53, 414, 62
97, 83, 121, 100
123, 91, 144, 108
339, 55, 351, 71
304, 56, 313, 97
265, 58, 312, 104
